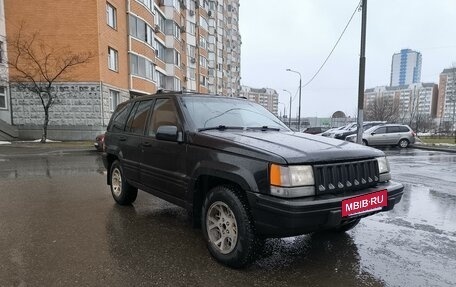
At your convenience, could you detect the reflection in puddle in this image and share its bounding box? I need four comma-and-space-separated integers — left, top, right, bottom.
0, 154, 105, 179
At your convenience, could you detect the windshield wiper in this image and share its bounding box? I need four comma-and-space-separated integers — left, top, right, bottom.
246, 126, 281, 131
198, 125, 245, 132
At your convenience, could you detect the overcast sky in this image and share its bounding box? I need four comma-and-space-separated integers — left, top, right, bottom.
239, 0, 456, 118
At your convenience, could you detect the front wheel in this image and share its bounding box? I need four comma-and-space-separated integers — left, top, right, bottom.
398, 139, 409, 148
362, 139, 368, 146
110, 160, 138, 205
202, 186, 262, 268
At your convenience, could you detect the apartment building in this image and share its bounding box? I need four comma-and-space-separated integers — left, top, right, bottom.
239, 86, 278, 115
437, 67, 456, 121
4, 0, 241, 140
365, 83, 438, 118
390, 49, 422, 86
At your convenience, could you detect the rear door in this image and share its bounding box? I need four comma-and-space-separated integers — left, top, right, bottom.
140, 98, 188, 201
385, 126, 402, 144
121, 100, 154, 183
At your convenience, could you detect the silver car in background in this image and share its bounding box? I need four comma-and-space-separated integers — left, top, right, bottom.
346, 124, 416, 148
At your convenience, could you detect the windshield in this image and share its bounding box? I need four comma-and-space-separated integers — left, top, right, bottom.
181, 96, 290, 131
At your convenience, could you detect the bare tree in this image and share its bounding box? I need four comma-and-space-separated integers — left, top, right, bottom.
7, 26, 93, 143
365, 96, 399, 122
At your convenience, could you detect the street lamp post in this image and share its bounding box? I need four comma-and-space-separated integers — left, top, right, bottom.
286, 69, 302, 131
283, 89, 292, 128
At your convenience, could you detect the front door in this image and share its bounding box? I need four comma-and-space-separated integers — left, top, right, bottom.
140, 98, 188, 201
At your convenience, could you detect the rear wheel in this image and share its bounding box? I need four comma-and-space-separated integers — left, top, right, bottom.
110, 160, 138, 205
398, 139, 409, 148
202, 185, 262, 268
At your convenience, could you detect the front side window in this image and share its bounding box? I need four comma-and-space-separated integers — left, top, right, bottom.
106, 2, 117, 29
148, 98, 179, 136
108, 47, 118, 71
374, 127, 387, 134
0, 86, 6, 109
109, 90, 120, 112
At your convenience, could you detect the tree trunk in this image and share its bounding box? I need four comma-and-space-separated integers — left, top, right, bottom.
41, 108, 49, 143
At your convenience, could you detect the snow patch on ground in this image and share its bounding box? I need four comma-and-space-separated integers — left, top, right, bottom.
29, 139, 62, 143
0, 141, 11, 145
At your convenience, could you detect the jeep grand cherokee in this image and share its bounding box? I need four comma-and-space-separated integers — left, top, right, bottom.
102, 91, 404, 268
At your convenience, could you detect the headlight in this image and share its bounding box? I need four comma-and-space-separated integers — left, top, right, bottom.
269, 164, 315, 198
270, 164, 314, 186
376, 156, 390, 174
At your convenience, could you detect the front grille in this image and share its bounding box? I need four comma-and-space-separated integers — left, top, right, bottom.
313, 159, 379, 194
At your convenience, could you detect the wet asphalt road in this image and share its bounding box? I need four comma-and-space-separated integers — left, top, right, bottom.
0, 145, 455, 286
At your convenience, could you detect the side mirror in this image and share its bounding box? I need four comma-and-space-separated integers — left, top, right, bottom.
371, 132, 376, 136
156, 125, 182, 142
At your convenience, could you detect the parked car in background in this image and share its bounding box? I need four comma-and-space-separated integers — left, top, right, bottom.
94, 133, 105, 151
331, 121, 386, 140
302, 126, 329, 134
346, 124, 416, 148
321, 125, 347, 137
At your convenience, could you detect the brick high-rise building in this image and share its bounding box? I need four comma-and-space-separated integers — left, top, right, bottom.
239, 86, 278, 115
3, 0, 241, 140
437, 67, 456, 121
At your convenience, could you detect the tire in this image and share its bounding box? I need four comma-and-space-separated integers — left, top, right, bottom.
398, 138, 409, 148
362, 139, 368, 146
202, 185, 262, 268
109, 160, 138, 205
333, 218, 361, 232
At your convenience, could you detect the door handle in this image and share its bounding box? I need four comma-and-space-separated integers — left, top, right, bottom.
119, 136, 127, 141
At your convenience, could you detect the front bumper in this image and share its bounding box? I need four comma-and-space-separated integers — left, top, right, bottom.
246, 181, 404, 237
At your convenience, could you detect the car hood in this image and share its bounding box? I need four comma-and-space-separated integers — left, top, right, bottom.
194, 130, 384, 164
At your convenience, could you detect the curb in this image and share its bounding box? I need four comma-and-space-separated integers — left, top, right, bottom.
411, 144, 456, 153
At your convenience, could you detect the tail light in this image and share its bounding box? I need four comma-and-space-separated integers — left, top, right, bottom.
412, 131, 416, 137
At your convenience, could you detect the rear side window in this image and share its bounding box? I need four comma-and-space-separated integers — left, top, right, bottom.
109, 103, 132, 132
398, 126, 410, 132
387, 126, 401, 133
126, 100, 154, 135
147, 98, 179, 136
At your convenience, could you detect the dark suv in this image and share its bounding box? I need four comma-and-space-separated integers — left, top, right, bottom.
102, 92, 404, 268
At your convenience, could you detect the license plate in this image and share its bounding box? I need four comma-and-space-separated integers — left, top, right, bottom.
342, 190, 388, 217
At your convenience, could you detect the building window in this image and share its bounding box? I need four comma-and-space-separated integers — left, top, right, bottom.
174, 22, 181, 40
199, 16, 208, 30
174, 78, 181, 91
187, 21, 195, 35
157, 71, 166, 89
200, 75, 207, 87
129, 15, 154, 46
155, 9, 166, 32
199, 36, 207, 49
174, 50, 181, 66
130, 54, 156, 81
199, 56, 207, 68
188, 67, 196, 80
108, 47, 118, 71
137, 0, 152, 10
109, 90, 120, 112
156, 42, 166, 62
106, 3, 117, 29
0, 42, 3, 63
